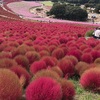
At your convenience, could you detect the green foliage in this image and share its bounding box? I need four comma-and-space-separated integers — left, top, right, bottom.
85, 3, 96, 8
65, 0, 100, 4
85, 30, 94, 37
49, 3, 88, 21
95, 4, 100, 13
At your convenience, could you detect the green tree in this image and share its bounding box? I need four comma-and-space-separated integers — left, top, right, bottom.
49, 3, 66, 18
95, 4, 100, 13
49, 4, 88, 21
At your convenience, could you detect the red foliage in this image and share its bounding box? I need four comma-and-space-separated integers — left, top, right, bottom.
39, 50, 50, 57
80, 67, 100, 92
75, 61, 89, 76
67, 49, 82, 61
0, 69, 22, 100
91, 50, 100, 61
59, 79, 75, 100
64, 56, 78, 66
0, 58, 17, 69
25, 51, 40, 64
58, 59, 75, 78
49, 45, 57, 53
51, 66, 63, 77
41, 56, 56, 67
12, 45, 28, 57
0, 51, 12, 59
33, 69, 60, 81
30, 60, 47, 75
26, 77, 62, 100
94, 58, 100, 65
14, 55, 29, 70
51, 48, 65, 60
10, 66, 31, 87
81, 53, 93, 63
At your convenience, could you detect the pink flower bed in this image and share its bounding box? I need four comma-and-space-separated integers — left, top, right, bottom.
7, 1, 42, 17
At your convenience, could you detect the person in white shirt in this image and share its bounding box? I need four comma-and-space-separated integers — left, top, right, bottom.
93, 27, 100, 39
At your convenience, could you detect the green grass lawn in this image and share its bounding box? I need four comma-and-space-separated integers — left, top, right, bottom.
70, 76, 100, 100
41, 1, 53, 6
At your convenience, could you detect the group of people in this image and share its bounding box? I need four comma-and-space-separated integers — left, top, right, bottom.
92, 27, 100, 39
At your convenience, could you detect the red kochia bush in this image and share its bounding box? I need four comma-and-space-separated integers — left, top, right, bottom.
26, 77, 62, 100
25, 51, 40, 64
10, 66, 31, 87
11, 44, 28, 57
81, 53, 93, 63
0, 51, 12, 58
39, 50, 50, 57
59, 79, 75, 100
58, 59, 75, 78
0, 69, 22, 100
94, 58, 100, 64
14, 55, 29, 70
33, 69, 60, 81
41, 56, 56, 67
80, 67, 100, 92
67, 49, 82, 61
30, 60, 47, 75
91, 50, 100, 61
51, 48, 64, 60
75, 61, 89, 76
0, 58, 17, 69
51, 66, 63, 77
64, 56, 78, 66
49, 45, 57, 53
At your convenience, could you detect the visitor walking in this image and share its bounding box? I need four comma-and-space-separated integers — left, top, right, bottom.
93, 27, 100, 39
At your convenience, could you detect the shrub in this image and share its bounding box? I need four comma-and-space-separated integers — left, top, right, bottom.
30, 60, 47, 75
59, 37, 67, 44
81, 53, 93, 63
26, 77, 62, 100
59, 78, 75, 100
49, 45, 57, 53
0, 58, 17, 69
85, 30, 94, 37
61, 47, 68, 55
25, 51, 40, 64
8, 41, 19, 47
4, 46, 16, 52
80, 67, 100, 92
40, 45, 50, 52
75, 61, 89, 76
94, 43, 100, 50
14, 55, 29, 70
94, 58, 100, 64
11, 44, 28, 57
10, 66, 31, 87
67, 49, 82, 61
51, 48, 64, 60
64, 56, 78, 66
0, 42, 7, 52
0, 51, 12, 59
91, 50, 100, 61
95, 4, 100, 14
39, 50, 50, 57
41, 56, 56, 67
32, 69, 60, 81
0, 69, 22, 100
79, 44, 90, 51
51, 66, 63, 77
58, 59, 75, 78
83, 48, 92, 53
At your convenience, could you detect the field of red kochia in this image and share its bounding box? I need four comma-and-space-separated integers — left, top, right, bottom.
0, 20, 100, 100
